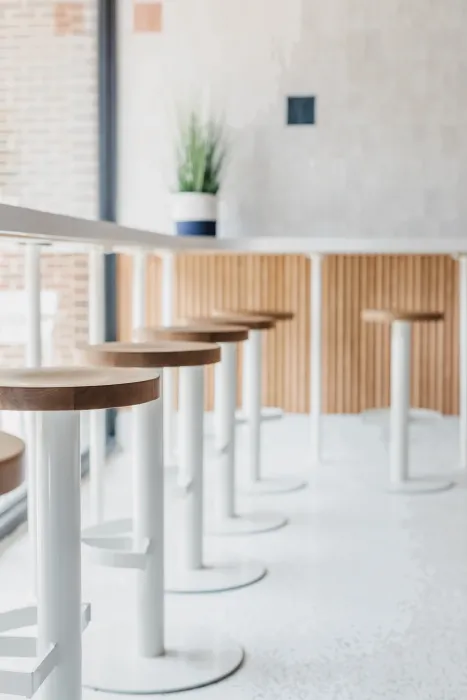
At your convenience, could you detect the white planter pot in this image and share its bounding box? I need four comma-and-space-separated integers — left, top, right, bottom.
172, 193, 217, 237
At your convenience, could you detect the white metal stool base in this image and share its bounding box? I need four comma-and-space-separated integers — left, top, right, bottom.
0, 603, 90, 697
388, 477, 456, 495
166, 559, 266, 594
235, 406, 283, 424
241, 475, 306, 496
83, 627, 244, 694
209, 510, 288, 536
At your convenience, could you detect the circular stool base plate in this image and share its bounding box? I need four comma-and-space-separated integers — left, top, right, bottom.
166, 559, 267, 594
235, 406, 283, 424
361, 408, 442, 425
388, 477, 455, 495
242, 475, 306, 496
209, 511, 288, 536
83, 627, 243, 694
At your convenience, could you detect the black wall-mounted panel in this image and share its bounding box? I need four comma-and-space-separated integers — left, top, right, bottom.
287, 96, 316, 125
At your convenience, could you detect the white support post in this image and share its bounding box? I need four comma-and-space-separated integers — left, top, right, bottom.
89, 247, 106, 524
213, 360, 223, 447
178, 366, 204, 571
25, 243, 41, 593
245, 331, 262, 485
389, 321, 411, 486
210, 341, 287, 536
310, 254, 323, 467
387, 319, 454, 495
37, 410, 82, 700
217, 342, 237, 521
459, 256, 467, 470
161, 253, 177, 468
133, 398, 164, 658
241, 324, 306, 493
132, 249, 147, 334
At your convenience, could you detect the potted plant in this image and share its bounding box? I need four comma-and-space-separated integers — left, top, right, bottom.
172, 111, 227, 236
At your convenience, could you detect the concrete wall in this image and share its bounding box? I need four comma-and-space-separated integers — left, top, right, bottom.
119, 0, 467, 239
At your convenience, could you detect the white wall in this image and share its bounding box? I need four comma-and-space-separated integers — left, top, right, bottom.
118, 0, 467, 239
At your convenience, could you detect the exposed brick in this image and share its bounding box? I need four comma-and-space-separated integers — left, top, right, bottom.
0, 0, 96, 367
133, 2, 162, 33
54, 2, 85, 36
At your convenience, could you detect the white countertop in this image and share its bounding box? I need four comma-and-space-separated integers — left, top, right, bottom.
1, 203, 466, 256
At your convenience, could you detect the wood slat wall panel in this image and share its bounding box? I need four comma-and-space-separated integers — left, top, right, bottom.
117, 253, 459, 415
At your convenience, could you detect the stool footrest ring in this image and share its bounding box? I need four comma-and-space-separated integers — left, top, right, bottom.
0, 604, 90, 698
0, 607, 36, 633
82, 518, 150, 570
0, 642, 58, 698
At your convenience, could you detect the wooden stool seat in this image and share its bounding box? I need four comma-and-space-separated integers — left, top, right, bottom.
216, 309, 294, 322
0, 367, 160, 411
138, 324, 248, 344
362, 309, 444, 324
0, 431, 25, 495
210, 311, 276, 330
80, 340, 220, 368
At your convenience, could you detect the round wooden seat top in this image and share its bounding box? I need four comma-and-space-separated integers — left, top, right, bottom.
80, 340, 221, 369
0, 367, 160, 412
217, 309, 294, 322
0, 431, 25, 496
139, 323, 248, 345
210, 310, 276, 330
362, 309, 444, 324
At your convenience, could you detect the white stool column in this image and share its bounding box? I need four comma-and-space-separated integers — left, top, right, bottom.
210, 342, 287, 536
217, 344, 236, 520
389, 321, 411, 486
167, 363, 266, 592
387, 319, 454, 494
162, 253, 177, 471
178, 366, 204, 571
133, 399, 164, 657
245, 330, 261, 484
37, 411, 82, 700
237, 351, 283, 423
242, 331, 305, 496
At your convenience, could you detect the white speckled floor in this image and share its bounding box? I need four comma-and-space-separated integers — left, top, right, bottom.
1, 414, 467, 699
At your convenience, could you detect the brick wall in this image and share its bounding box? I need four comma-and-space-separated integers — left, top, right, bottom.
0, 250, 89, 367
0, 0, 98, 366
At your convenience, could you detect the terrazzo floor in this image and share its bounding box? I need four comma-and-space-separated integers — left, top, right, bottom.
1, 413, 466, 699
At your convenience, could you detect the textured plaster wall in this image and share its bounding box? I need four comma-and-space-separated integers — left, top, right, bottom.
119, 0, 467, 239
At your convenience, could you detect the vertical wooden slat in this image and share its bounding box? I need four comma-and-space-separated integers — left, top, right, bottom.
321, 256, 330, 413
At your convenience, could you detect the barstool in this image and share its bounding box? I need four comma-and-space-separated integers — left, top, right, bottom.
141, 324, 288, 535
362, 310, 455, 494
0, 367, 156, 700
228, 309, 295, 424
208, 311, 306, 495
79, 341, 245, 693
